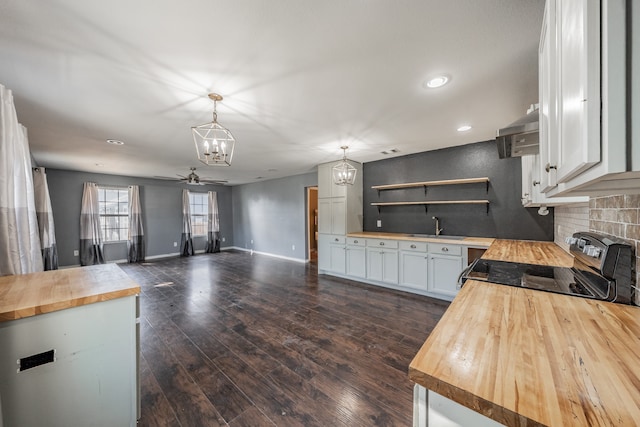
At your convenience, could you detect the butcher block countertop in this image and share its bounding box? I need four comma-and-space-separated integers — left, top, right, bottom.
0, 264, 140, 322
482, 239, 574, 267
346, 231, 495, 247
409, 240, 640, 426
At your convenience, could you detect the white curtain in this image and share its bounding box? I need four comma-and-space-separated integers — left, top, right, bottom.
180, 189, 194, 256
80, 182, 104, 266
0, 84, 43, 276
32, 167, 58, 270
205, 191, 220, 253
127, 185, 145, 263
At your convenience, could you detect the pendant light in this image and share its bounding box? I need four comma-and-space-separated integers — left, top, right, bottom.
192, 93, 236, 166
332, 146, 357, 186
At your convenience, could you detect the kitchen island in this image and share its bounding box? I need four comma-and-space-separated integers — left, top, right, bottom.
0, 264, 140, 427
409, 239, 640, 426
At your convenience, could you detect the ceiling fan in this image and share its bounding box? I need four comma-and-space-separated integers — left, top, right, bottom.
155, 167, 227, 185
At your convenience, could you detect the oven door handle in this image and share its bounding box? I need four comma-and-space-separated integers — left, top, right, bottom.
457, 258, 481, 290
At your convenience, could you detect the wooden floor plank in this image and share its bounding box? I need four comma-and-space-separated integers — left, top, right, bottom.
122, 251, 449, 426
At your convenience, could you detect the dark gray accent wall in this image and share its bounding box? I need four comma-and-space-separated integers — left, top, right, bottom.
232, 172, 317, 260
363, 140, 553, 240
46, 169, 233, 266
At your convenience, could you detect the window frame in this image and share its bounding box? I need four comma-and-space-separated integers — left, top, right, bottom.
189, 191, 208, 237
97, 185, 129, 243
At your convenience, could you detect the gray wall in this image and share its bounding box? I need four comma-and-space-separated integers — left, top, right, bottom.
46, 169, 233, 266
232, 172, 317, 260
363, 140, 554, 240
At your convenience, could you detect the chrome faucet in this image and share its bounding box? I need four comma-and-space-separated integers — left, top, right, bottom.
432, 216, 443, 236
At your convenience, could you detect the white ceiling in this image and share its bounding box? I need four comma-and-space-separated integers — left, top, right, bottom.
0, 0, 544, 185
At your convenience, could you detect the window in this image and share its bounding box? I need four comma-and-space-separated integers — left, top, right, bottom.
189, 192, 208, 236
98, 187, 129, 242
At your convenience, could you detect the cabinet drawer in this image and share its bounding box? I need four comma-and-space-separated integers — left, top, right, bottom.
428, 243, 462, 256
367, 239, 398, 249
347, 237, 366, 246
329, 235, 346, 244
399, 241, 428, 252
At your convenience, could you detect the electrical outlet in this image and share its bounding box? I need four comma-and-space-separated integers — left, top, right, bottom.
222, 237, 226, 242
292, 245, 295, 251
73, 250, 79, 256
377, 219, 382, 228
250, 239, 254, 244
173, 242, 177, 247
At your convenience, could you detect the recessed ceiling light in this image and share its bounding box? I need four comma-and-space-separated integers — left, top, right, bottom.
424, 75, 449, 89
106, 139, 125, 145
457, 125, 472, 132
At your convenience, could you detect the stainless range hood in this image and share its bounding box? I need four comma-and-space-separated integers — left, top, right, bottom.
496, 106, 539, 158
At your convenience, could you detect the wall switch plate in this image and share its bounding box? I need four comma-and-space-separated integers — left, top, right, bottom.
222, 237, 226, 242
73, 250, 79, 256
250, 239, 254, 244
173, 242, 177, 247
377, 219, 382, 227
292, 245, 295, 251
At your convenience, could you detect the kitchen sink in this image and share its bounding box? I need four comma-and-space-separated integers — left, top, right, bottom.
410, 234, 466, 240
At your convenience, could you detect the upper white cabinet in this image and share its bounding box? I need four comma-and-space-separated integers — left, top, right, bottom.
555, 0, 601, 183
521, 154, 587, 206
540, 0, 639, 196
317, 161, 347, 198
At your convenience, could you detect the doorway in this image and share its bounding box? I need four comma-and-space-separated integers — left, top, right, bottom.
306, 187, 318, 261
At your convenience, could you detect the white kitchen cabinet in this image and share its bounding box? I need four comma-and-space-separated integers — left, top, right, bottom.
399, 241, 429, 291
317, 161, 363, 275
428, 244, 465, 298
318, 198, 346, 235
555, 0, 601, 183
317, 161, 347, 198
539, 0, 638, 196
366, 239, 398, 284
521, 155, 587, 206
346, 238, 366, 278
413, 385, 504, 427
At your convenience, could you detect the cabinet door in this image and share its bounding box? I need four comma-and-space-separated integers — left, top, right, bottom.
382, 250, 399, 284
329, 243, 346, 274
366, 249, 383, 282
346, 246, 366, 278
400, 251, 428, 290
521, 156, 534, 206
429, 254, 464, 298
556, 0, 601, 182
317, 199, 331, 234
330, 199, 346, 235
539, 0, 559, 192
317, 234, 331, 271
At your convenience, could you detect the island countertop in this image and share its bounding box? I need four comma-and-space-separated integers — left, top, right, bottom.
0, 264, 140, 322
408, 240, 640, 426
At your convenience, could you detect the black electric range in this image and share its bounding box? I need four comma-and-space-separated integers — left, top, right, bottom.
461, 232, 636, 305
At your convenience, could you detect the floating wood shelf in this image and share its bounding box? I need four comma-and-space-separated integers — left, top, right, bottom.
371, 177, 490, 192
372, 200, 490, 213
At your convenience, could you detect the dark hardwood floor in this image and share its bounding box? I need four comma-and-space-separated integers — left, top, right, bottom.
120, 250, 449, 427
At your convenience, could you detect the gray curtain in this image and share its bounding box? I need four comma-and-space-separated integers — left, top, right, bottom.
0, 84, 43, 275
127, 185, 145, 263
180, 189, 194, 256
32, 167, 58, 270
205, 191, 220, 253
80, 182, 104, 266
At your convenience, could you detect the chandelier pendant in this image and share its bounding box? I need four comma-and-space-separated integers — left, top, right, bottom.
192, 93, 236, 166
332, 146, 357, 186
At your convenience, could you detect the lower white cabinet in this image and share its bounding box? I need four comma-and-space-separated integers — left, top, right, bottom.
413, 385, 504, 427
321, 236, 472, 301
346, 238, 366, 278
428, 253, 465, 298
318, 234, 346, 274
399, 251, 429, 291
366, 240, 399, 284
